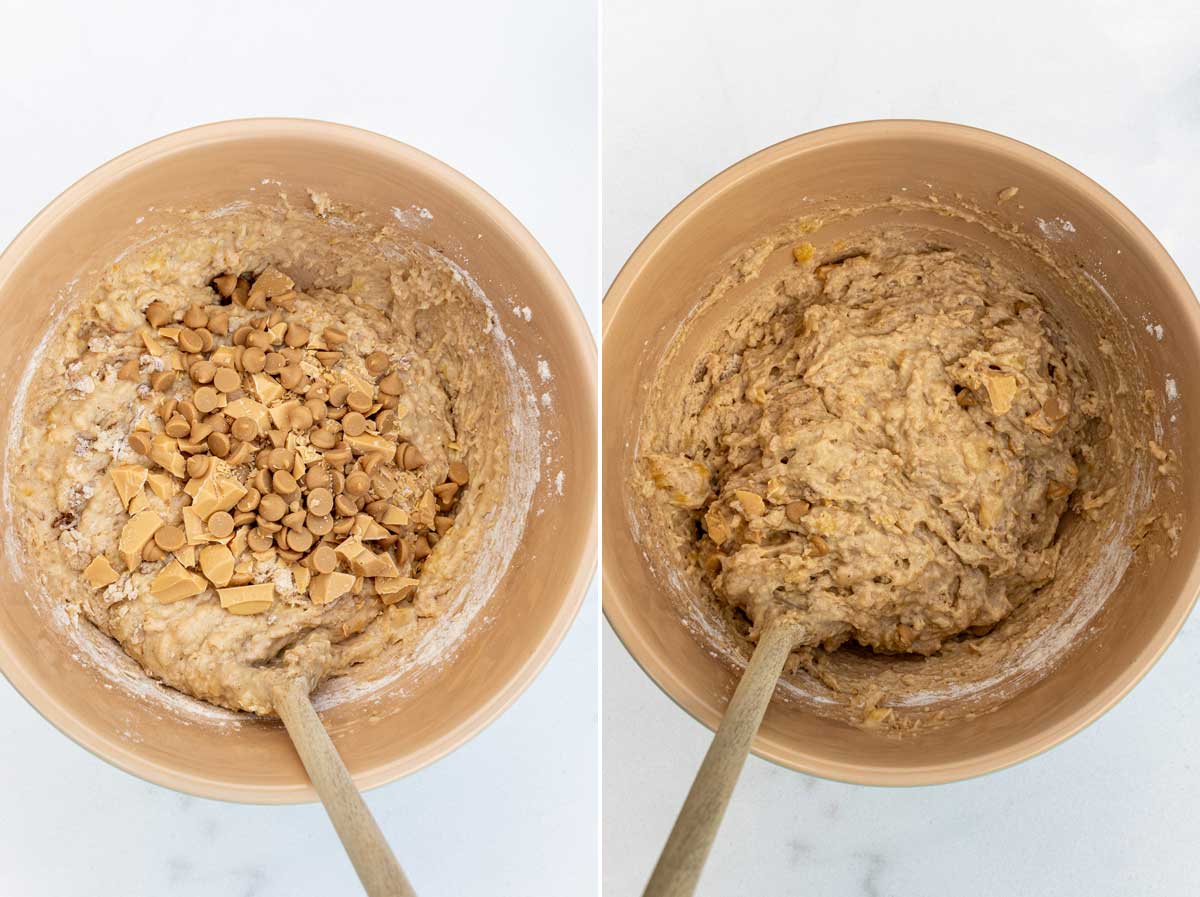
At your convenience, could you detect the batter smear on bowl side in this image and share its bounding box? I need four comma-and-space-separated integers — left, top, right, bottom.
9, 195, 530, 716
640, 231, 1104, 673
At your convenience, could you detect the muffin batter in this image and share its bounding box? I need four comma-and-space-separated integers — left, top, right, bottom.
9, 194, 527, 716
641, 233, 1098, 657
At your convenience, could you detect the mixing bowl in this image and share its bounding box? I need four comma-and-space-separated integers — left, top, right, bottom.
603, 120, 1199, 785
0, 119, 596, 802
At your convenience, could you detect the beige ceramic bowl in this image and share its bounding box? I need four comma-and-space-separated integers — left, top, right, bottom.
604, 120, 1200, 785
0, 119, 596, 802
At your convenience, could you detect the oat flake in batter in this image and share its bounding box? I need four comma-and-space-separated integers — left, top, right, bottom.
641, 232, 1099, 657
10, 195, 527, 716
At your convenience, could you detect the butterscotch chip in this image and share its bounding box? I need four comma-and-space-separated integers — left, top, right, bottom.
289, 405, 314, 431
178, 328, 203, 354
323, 327, 348, 346
197, 328, 215, 353
334, 493, 358, 517
345, 471, 370, 495
307, 513, 334, 536
185, 455, 211, 479
283, 323, 310, 348
150, 371, 177, 393
237, 487, 261, 512
314, 351, 341, 368
311, 428, 337, 449
307, 487, 334, 516
232, 325, 251, 347
206, 431, 230, 458
213, 273, 238, 298
164, 415, 190, 438
279, 365, 304, 390
193, 386, 220, 413
365, 351, 389, 376
401, 444, 425, 470
232, 510, 256, 526
433, 482, 459, 506
324, 445, 353, 467
412, 536, 431, 559
199, 543, 235, 587
378, 372, 403, 396
145, 300, 172, 327
207, 311, 230, 335
246, 527, 274, 552
262, 352, 285, 375
128, 431, 152, 455
84, 555, 120, 588
447, 461, 470, 485
182, 305, 208, 329
241, 346, 266, 374
809, 534, 830, 556
251, 467, 271, 493
213, 366, 241, 393
158, 398, 178, 422
328, 384, 350, 407
189, 360, 216, 384
117, 358, 141, 381
258, 493, 286, 521
304, 398, 328, 423
272, 469, 298, 495
232, 276, 251, 306
175, 401, 197, 424
207, 511, 235, 538
225, 440, 253, 466
308, 544, 337, 574
361, 453, 384, 475
346, 390, 372, 413
154, 525, 186, 552
785, 500, 811, 523
285, 528, 314, 552
245, 330, 273, 350
342, 412, 367, 437
268, 447, 293, 471
379, 393, 399, 410
231, 416, 258, 442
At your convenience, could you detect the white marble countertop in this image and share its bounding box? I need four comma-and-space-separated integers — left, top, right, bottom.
0, 2, 598, 894
603, 0, 1200, 893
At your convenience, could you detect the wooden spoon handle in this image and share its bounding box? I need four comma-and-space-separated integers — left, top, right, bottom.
643, 617, 801, 897
274, 680, 417, 897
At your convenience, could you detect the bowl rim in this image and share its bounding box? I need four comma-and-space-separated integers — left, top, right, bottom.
602, 118, 1200, 786
0, 116, 597, 804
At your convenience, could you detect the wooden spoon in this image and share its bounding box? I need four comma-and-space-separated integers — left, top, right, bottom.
643, 617, 804, 897
274, 679, 417, 897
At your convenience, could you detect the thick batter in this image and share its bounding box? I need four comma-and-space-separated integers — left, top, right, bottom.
641, 232, 1097, 657
10, 194, 523, 715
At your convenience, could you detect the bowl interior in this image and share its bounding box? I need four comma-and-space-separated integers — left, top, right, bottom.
0, 121, 596, 802
603, 121, 1199, 784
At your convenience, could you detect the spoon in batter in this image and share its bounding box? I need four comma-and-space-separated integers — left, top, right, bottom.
274, 679, 417, 897
643, 616, 805, 897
